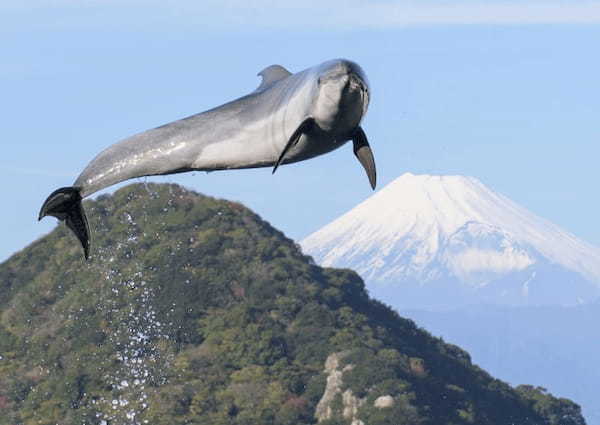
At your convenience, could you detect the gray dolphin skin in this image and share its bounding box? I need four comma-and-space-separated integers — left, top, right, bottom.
39, 58, 376, 259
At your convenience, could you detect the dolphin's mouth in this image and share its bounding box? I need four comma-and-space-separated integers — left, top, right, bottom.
347, 74, 370, 118
360, 84, 369, 118
360, 82, 369, 116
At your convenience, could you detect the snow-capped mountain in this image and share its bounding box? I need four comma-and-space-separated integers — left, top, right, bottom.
301, 173, 600, 309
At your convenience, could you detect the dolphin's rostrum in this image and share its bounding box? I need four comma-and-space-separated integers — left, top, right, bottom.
39, 59, 376, 259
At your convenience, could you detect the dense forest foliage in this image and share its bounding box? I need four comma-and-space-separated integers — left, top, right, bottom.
0, 183, 585, 425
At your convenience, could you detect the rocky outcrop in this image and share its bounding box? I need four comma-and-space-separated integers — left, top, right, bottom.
315, 352, 365, 425
342, 389, 365, 425
374, 395, 394, 408
315, 353, 399, 424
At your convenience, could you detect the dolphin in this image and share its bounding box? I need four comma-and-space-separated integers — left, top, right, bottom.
39, 58, 376, 259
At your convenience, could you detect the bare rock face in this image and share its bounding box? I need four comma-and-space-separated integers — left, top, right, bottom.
342, 388, 365, 425
315, 352, 345, 421
374, 395, 395, 408
315, 352, 365, 425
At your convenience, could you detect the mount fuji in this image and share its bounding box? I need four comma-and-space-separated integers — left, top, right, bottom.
300, 173, 600, 309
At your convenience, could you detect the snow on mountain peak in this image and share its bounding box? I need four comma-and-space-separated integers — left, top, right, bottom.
300, 173, 600, 307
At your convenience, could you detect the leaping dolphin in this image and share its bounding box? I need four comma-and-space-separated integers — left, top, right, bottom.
39, 59, 376, 259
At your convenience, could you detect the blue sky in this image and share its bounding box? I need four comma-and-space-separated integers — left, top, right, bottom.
1, 1, 599, 261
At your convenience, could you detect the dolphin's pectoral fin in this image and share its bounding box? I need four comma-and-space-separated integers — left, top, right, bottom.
352, 126, 377, 190
272, 117, 315, 174
39, 187, 91, 260
256, 65, 292, 91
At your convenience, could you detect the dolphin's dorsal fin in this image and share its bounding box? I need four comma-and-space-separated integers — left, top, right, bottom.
256, 65, 292, 91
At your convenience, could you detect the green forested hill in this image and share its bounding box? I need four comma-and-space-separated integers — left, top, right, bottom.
0, 184, 585, 425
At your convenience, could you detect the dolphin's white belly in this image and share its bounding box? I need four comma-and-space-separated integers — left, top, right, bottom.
189, 115, 274, 170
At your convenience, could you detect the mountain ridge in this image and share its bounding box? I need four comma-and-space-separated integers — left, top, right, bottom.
0, 183, 585, 425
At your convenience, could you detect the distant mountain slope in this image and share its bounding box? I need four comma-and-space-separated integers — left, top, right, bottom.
301, 173, 600, 309
403, 303, 600, 425
0, 183, 584, 425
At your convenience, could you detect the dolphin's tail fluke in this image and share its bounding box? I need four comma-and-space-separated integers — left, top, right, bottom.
39, 187, 90, 260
